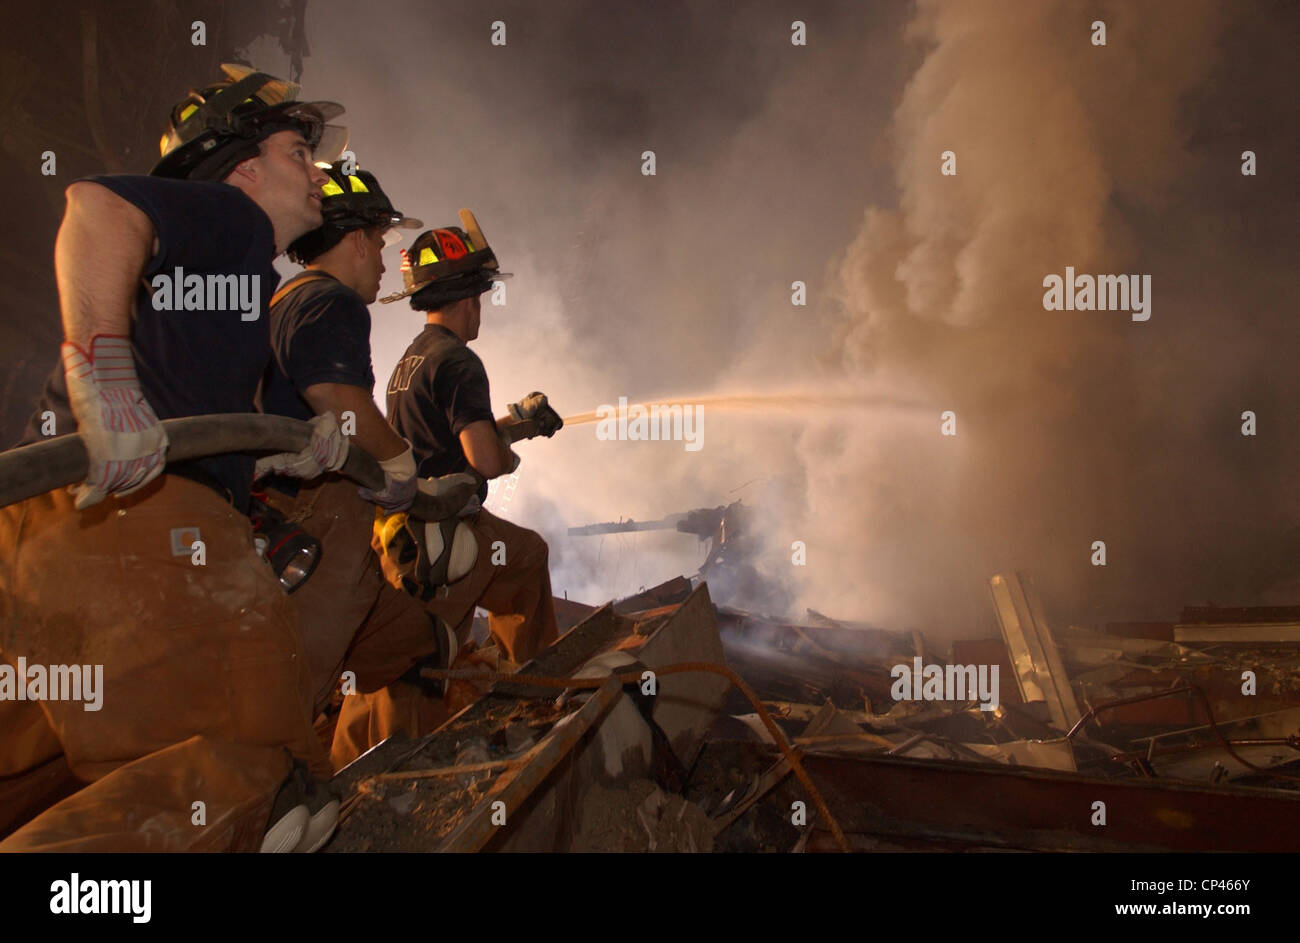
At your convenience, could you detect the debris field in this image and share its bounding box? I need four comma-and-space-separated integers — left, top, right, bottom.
327, 571, 1300, 852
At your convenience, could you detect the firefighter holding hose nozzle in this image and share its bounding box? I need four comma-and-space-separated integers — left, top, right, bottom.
331, 216, 564, 765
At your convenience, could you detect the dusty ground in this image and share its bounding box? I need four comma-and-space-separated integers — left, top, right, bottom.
327, 696, 578, 852
571, 778, 714, 852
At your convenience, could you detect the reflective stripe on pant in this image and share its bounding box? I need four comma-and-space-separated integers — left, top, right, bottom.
0, 476, 323, 851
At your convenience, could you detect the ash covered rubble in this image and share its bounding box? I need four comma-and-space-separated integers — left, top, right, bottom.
327, 550, 1300, 852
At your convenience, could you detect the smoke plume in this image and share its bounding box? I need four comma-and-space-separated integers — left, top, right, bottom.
292, 0, 1298, 635
800, 0, 1300, 635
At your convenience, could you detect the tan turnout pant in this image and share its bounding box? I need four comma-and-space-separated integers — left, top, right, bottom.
330, 507, 558, 769
261, 475, 440, 719
0, 476, 325, 851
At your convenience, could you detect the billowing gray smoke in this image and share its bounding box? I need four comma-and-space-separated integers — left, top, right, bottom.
288, 0, 1298, 635
812, 0, 1300, 635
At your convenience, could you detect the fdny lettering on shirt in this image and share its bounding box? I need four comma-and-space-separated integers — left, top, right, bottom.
388, 354, 426, 395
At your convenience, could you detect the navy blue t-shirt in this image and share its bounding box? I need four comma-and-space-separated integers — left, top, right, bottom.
386, 323, 495, 501
18, 174, 279, 512
261, 270, 376, 422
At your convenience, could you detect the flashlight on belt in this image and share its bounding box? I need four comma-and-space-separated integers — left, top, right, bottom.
248, 491, 321, 593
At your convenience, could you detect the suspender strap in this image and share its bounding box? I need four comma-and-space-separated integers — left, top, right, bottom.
270, 271, 335, 308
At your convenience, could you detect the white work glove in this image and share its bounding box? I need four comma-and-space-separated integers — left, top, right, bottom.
399, 473, 482, 521
358, 442, 419, 513
416, 473, 480, 510
62, 335, 169, 510
254, 411, 349, 481
508, 391, 563, 438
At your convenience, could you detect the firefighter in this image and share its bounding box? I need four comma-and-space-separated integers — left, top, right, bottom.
330, 216, 563, 766
0, 66, 349, 852
258, 164, 470, 735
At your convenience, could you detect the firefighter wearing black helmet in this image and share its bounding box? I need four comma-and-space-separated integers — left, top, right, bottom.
330, 214, 563, 767
256, 164, 471, 751
0, 65, 350, 853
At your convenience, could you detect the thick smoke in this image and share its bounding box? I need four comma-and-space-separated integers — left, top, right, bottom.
294, 1, 1298, 633
802, 0, 1300, 635
294, 0, 912, 607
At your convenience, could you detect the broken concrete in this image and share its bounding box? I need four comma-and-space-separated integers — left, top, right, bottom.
327, 569, 1300, 853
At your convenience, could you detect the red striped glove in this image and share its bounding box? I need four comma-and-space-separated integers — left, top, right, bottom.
254, 411, 350, 481
62, 335, 169, 509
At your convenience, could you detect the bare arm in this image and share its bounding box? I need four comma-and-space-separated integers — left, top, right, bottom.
494, 413, 525, 440
56, 181, 156, 347
460, 419, 514, 479
55, 182, 168, 507
302, 382, 408, 461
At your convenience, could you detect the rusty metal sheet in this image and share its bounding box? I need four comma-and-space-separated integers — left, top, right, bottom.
613, 576, 694, 614
1174, 622, 1300, 644
553, 596, 598, 632
1181, 605, 1300, 624
799, 752, 1300, 852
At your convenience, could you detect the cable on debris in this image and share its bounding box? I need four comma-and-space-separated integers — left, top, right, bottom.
1067, 682, 1300, 784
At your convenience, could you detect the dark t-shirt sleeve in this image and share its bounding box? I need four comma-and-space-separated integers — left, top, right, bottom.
276, 287, 375, 391
84, 174, 263, 276
432, 347, 494, 437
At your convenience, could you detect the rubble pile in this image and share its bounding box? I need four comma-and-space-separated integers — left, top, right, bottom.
329, 573, 1300, 852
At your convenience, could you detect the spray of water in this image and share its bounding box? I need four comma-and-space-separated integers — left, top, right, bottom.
562, 391, 929, 426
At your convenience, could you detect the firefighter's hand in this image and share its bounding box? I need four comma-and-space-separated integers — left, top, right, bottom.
358, 442, 419, 512
508, 391, 563, 438
254, 411, 349, 481
62, 336, 169, 509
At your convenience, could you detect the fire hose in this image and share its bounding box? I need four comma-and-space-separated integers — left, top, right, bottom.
0, 413, 480, 521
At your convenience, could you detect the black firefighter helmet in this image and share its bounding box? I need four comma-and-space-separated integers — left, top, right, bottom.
153, 63, 347, 181
378, 209, 511, 309
287, 165, 423, 263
